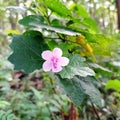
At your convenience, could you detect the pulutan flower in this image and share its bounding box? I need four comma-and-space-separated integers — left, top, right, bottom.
41, 48, 69, 73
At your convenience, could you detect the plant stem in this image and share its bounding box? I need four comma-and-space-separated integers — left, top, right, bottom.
50, 78, 56, 94
91, 102, 100, 120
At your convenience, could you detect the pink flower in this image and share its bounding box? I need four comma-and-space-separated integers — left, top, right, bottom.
41, 48, 69, 73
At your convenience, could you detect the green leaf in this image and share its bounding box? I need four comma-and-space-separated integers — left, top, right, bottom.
0, 110, 19, 120
37, 0, 71, 17
89, 63, 111, 72
59, 54, 95, 79
57, 75, 101, 107
19, 15, 45, 27
51, 19, 61, 26
73, 4, 89, 18
0, 101, 10, 108
90, 34, 113, 56
77, 76, 102, 107
67, 9, 98, 33
105, 80, 120, 91
57, 75, 86, 106
19, 15, 80, 36
57, 42, 73, 56
30, 87, 44, 100
83, 17, 98, 32
47, 39, 58, 50
8, 31, 49, 73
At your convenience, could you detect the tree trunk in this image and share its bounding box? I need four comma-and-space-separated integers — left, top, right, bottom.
116, 0, 120, 29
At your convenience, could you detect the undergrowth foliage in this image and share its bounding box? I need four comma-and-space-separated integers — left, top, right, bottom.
6, 0, 120, 119
0, 110, 19, 120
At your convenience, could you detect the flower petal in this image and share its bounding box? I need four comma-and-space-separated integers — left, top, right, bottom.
53, 48, 62, 57
59, 57, 69, 66
42, 61, 52, 72
52, 65, 62, 73
41, 50, 52, 60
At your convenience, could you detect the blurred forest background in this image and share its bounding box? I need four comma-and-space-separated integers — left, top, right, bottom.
0, 0, 120, 120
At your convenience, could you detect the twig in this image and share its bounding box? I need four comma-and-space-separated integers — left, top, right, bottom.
91, 102, 100, 120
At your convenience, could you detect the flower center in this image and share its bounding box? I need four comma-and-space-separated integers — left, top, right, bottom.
51, 57, 58, 69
